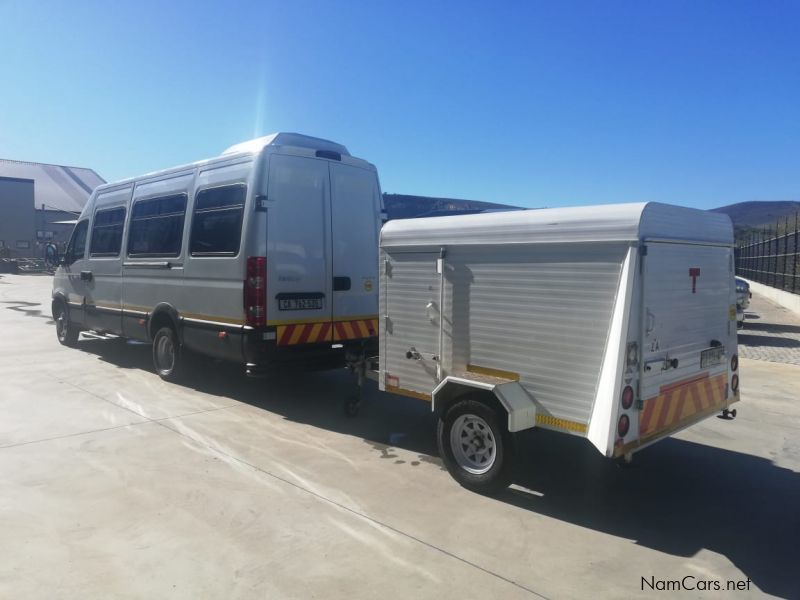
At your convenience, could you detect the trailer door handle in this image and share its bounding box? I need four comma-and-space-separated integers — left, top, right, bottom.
645, 310, 655, 335
333, 276, 351, 291
80, 270, 93, 282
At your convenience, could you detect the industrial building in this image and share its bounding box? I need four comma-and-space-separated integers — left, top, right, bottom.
0, 159, 104, 258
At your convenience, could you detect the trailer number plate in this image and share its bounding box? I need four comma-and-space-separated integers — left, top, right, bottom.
278, 298, 323, 311
700, 346, 725, 369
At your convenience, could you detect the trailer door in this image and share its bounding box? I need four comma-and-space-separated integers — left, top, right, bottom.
382, 251, 442, 398
639, 242, 735, 440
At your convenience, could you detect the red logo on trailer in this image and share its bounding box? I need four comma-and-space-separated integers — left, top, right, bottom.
689, 268, 701, 293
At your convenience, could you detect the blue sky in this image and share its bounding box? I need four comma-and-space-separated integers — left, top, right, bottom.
1, 1, 798, 209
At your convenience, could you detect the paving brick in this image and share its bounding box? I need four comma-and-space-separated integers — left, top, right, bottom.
738, 292, 800, 365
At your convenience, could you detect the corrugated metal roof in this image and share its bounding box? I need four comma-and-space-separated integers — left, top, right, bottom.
0, 159, 105, 213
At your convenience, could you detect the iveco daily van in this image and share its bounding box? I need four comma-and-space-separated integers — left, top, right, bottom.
52, 133, 383, 379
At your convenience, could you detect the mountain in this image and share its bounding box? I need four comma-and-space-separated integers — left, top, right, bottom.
383, 194, 520, 220
711, 201, 800, 238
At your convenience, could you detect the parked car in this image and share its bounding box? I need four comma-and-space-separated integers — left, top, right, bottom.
736, 277, 751, 309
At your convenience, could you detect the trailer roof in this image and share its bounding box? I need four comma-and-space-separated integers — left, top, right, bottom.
381, 202, 733, 247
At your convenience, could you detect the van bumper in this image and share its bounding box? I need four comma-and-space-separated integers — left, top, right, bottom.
242, 329, 376, 373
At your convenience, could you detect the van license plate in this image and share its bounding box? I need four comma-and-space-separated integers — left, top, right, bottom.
278, 298, 323, 311
700, 346, 725, 368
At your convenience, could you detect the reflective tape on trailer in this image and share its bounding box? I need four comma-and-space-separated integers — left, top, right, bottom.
639, 372, 728, 440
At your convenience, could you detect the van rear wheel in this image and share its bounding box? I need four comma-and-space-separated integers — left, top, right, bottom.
152, 326, 182, 381
54, 302, 79, 347
437, 398, 514, 494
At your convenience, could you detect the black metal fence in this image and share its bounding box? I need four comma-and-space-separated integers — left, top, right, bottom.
735, 213, 800, 294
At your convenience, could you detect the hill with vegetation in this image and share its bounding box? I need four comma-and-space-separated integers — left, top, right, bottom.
383, 194, 520, 220
711, 201, 800, 240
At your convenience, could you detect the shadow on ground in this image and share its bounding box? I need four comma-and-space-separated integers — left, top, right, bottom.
0, 300, 54, 324
68, 336, 800, 599
742, 321, 800, 335
738, 333, 800, 348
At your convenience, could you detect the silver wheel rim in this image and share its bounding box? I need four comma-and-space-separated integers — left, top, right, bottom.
450, 413, 497, 475
155, 334, 175, 373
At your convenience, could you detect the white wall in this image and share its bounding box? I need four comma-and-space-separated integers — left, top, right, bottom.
742, 278, 800, 317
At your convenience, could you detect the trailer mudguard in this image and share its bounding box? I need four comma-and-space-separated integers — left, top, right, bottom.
431, 377, 538, 433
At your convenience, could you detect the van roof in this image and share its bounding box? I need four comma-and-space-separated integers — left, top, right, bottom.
91, 133, 368, 196
222, 133, 350, 156
381, 202, 734, 247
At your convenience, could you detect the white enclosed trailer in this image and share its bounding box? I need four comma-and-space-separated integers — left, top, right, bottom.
375, 202, 740, 492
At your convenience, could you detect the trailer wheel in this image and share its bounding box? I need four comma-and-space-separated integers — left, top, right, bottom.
152, 326, 183, 381
54, 301, 79, 347
437, 398, 514, 494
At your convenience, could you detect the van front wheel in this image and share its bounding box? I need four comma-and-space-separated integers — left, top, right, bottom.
54, 302, 79, 347
437, 398, 514, 494
152, 326, 182, 381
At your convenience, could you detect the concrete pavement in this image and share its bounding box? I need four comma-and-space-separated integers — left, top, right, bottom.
739, 292, 800, 365
0, 274, 798, 599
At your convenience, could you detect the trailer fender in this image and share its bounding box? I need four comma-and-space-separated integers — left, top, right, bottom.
432, 377, 537, 433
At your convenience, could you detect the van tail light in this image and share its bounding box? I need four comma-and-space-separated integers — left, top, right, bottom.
244, 256, 267, 327
731, 354, 738, 372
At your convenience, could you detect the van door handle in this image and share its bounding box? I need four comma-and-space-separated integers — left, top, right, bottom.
333, 276, 351, 291
80, 271, 93, 282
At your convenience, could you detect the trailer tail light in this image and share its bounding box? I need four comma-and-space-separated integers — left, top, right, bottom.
621, 385, 634, 410
731, 374, 739, 393
618, 414, 630, 437
244, 256, 267, 327
730, 354, 738, 372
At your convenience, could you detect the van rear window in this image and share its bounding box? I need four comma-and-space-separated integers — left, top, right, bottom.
90, 207, 126, 256
128, 194, 187, 257
190, 184, 246, 256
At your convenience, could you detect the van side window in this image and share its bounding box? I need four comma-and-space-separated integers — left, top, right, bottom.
190, 184, 246, 256
66, 220, 89, 265
90, 207, 126, 256
127, 194, 187, 257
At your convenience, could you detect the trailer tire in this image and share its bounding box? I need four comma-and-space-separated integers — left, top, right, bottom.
152, 326, 183, 382
54, 301, 80, 347
437, 398, 514, 494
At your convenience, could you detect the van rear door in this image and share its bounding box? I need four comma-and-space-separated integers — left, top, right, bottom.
639, 242, 736, 442
266, 154, 332, 345
329, 162, 381, 342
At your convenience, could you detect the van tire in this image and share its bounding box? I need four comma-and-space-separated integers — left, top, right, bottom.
152, 326, 183, 381
437, 397, 514, 495
54, 302, 79, 347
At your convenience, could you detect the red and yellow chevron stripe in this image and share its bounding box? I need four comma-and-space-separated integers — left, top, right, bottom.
277, 321, 333, 346
639, 373, 727, 441
277, 318, 378, 346
333, 318, 378, 342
